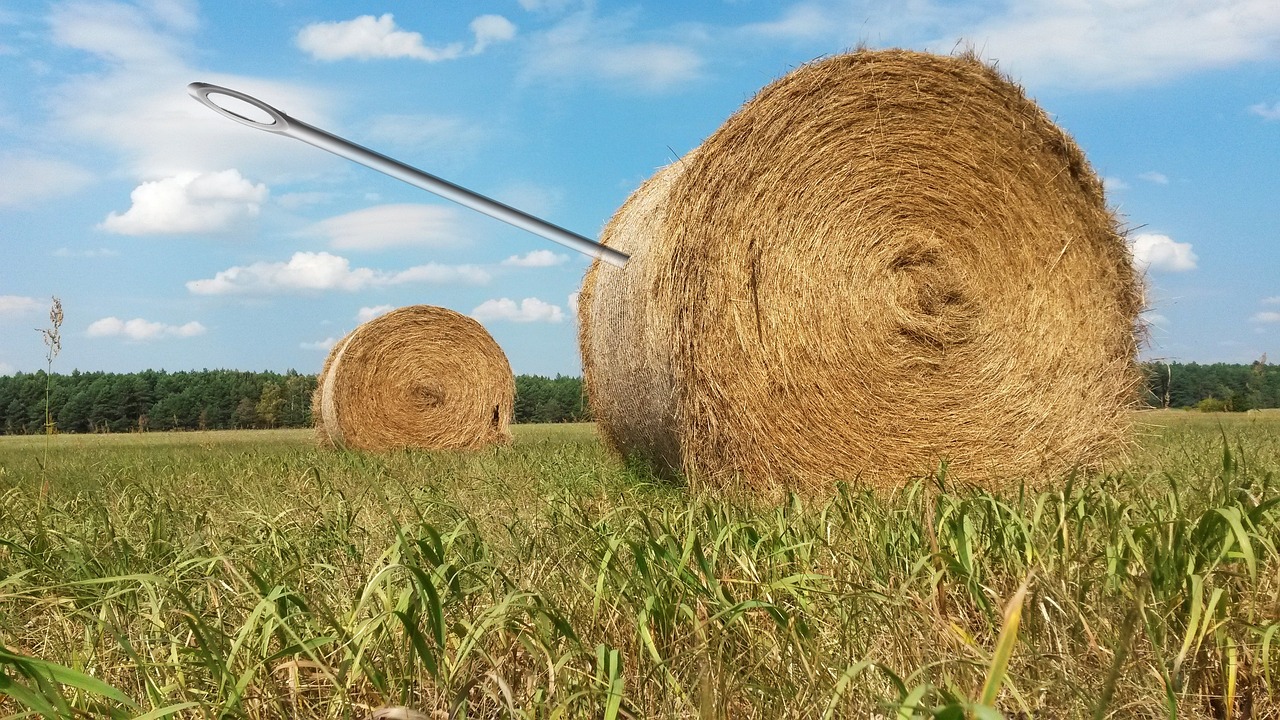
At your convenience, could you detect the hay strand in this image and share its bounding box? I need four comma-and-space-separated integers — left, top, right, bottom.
313, 305, 514, 451
580, 49, 1143, 493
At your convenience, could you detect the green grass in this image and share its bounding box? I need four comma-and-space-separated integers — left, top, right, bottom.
1, 416, 1278, 718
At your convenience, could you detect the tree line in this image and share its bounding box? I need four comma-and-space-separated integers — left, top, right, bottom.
0, 361, 1274, 435
0, 370, 591, 435
1142, 359, 1279, 411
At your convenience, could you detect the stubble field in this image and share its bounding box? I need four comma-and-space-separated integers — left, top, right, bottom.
1, 412, 1279, 718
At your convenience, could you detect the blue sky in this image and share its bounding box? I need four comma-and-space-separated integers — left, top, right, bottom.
1, 0, 1277, 378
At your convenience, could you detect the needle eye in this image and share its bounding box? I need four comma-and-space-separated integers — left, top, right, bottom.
186, 82, 290, 133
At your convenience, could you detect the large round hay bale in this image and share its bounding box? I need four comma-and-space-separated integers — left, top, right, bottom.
579, 49, 1143, 493
313, 305, 514, 451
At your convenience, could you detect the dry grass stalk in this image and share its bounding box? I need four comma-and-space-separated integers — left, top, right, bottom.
312, 305, 514, 451
579, 49, 1144, 494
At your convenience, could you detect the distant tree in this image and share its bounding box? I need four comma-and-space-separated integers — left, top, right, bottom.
58, 390, 93, 433
231, 397, 258, 429
1196, 397, 1229, 413
255, 382, 284, 428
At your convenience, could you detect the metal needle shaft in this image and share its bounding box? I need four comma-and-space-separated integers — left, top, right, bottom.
187, 82, 628, 268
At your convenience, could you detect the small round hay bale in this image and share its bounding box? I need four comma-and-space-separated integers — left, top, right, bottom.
579, 49, 1143, 493
313, 305, 514, 451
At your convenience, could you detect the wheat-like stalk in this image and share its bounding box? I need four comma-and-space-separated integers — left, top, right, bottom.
37, 296, 63, 492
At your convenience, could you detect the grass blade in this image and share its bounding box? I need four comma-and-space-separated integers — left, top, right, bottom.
979, 575, 1031, 707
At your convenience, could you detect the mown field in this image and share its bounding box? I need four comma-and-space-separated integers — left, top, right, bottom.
1, 412, 1279, 718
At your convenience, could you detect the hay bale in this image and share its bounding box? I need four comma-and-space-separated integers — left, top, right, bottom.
579, 49, 1143, 492
313, 305, 514, 451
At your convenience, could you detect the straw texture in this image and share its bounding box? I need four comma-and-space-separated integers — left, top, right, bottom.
579, 49, 1144, 493
313, 305, 514, 451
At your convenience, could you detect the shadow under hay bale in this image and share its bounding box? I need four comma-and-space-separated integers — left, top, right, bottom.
313, 305, 514, 451
579, 49, 1144, 494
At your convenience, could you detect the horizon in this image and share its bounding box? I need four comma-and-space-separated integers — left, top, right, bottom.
2, 1, 1277, 377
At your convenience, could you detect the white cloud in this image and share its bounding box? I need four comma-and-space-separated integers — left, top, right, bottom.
523, 10, 702, 92
187, 252, 374, 294
100, 170, 268, 235
49, 0, 185, 66
60, 70, 332, 181
296, 13, 515, 62
739, 3, 835, 40
1102, 177, 1130, 192
142, 0, 199, 32
1138, 171, 1170, 185
0, 154, 95, 207
1264, 296, 1280, 305
1253, 312, 1280, 324
87, 316, 206, 340
357, 304, 395, 323
0, 362, 14, 376
568, 291, 579, 317
1250, 101, 1280, 120
47, 2, 335, 181
307, 204, 467, 250
502, 250, 568, 267
471, 15, 517, 53
472, 297, 565, 323
392, 263, 491, 284
186, 251, 490, 295
944, 0, 1280, 88
1130, 233, 1198, 273
0, 296, 41, 316
738, 0, 1280, 90
301, 337, 338, 351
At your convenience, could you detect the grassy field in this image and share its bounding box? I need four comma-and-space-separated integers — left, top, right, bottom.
1, 413, 1278, 718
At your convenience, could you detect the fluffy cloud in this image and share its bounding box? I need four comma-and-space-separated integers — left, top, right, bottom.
740, 0, 1280, 89
1264, 296, 1280, 305
100, 170, 268, 235
568, 291, 579, 317
300, 337, 338, 351
307, 204, 467, 250
87, 316, 206, 340
296, 13, 515, 62
357, 304, 394, 323
0, 295, 41, 316
739, 3, 838, 40
1253, 312, 1280, 324
0, 154, 95, 207
1130, 233, 1198, 273
471, 15, 518, 53
186, 251, 490, 295
49, 0, 188, 66
522, 10, 702, 92
944, 0, 1280, 88
391, 264, 491, 284
471, 297, 564, 323
47, 1, 335, 181
1138, 171, 1170, 185
1102, 177, 1130, 192
1251, 102, 1280, 121
502, 250, 568, 267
